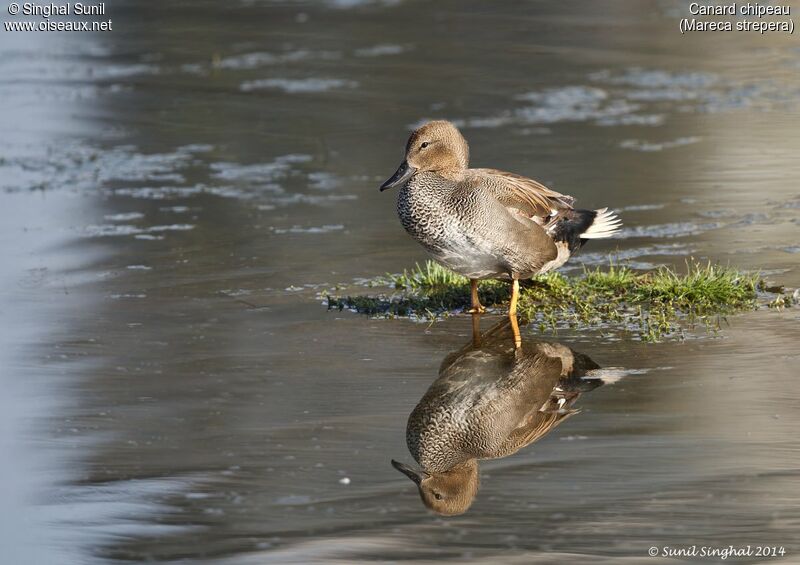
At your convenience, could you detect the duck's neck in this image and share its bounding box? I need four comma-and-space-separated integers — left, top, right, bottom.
432, 167, 467, 181
418, 447, 473, 474
410, 415, 473, 473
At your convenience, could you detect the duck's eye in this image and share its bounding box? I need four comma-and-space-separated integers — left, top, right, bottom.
420, 142, 430, 149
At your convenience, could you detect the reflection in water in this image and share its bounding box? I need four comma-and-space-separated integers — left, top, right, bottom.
392, 316, 611, 516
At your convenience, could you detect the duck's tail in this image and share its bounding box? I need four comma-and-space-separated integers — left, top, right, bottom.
580, 208, 623, 240
546, 207, 622, 253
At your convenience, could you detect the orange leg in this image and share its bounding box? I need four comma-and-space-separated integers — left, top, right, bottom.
509, 312, 522, 349
470, 312, 482, 348
467, 279, 486, 314
509, 279, 521, 348
508, 279, 520, 316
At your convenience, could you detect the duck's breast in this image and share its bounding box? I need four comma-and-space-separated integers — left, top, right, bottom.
409, 353, 530, 469
397, 176, 513, 279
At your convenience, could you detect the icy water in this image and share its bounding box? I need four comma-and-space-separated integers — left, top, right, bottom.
1, 1, 799, 563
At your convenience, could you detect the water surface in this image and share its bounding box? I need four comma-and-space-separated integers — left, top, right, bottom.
1, 1, 799, 563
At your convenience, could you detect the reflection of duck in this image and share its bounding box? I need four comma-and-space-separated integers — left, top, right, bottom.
392, 316, 608, 516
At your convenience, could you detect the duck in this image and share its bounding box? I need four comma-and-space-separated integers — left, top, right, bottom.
379, 120, 621, 316
391, 317, 606, 516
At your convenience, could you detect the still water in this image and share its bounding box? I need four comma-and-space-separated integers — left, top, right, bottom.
1, 1, 798, 563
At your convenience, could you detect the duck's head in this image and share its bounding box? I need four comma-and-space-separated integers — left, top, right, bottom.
380, 120, 469, 191
391, 459, 478, 516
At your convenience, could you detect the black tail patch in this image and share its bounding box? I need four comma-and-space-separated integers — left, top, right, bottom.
547, 209, 597, 253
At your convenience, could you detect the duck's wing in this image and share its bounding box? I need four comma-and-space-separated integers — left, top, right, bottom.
471, 168, 576, 218
488, 409, 579, 459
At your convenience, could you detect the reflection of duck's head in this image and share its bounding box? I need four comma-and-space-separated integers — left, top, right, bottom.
391, 459, 478, 516
393, 317, 608, 516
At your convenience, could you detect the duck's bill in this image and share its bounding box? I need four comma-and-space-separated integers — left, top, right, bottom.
379, 161, 416, 191
391, 459, 429, 484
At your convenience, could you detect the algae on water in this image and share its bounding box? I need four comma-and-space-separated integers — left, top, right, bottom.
325, 260, 795, 342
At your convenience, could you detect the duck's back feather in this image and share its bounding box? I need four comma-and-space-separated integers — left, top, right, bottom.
470, 168, 575, 218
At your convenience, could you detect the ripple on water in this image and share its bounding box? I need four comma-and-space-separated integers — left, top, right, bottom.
618, 204, 667, 212
96, 146, 195, 184
597, 114, 665, 126
215, 50, 341, 70
425, 66, 800, 135
515, 86, 643, 125
184, 44, 403, 76
82, 223, 195, 238
104, 212, 145, 222
89, 63, 160, 80
416, 85, 657, 130
268, 193, 358, 207
326, 0, 401, 7
733, 213, 771, 226
272, 224, 344, 235
593, 67, 800, 114
275, 495, 313, 506
113, 185, 250, 200
353, 44, 408, 57
210, 154, 312, 184
615, 222, 723, 239
42, 475, 207, 547
697, 209, 736, 219
239, 78, 358, 93
3, 137, 354, 236
308, 172, 340, 191
619, 136, 701, 152
590, 68, 718, 90
575, 243, 696, 268
0, 141, 216, 193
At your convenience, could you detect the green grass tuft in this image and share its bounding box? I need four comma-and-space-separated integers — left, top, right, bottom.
390, 261, 469, 290
325, 260, 792, 342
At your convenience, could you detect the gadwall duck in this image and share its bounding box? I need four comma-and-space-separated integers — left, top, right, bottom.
391, 317, 606, 516
380, 120, 621, 316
